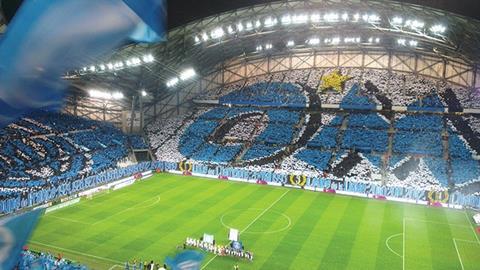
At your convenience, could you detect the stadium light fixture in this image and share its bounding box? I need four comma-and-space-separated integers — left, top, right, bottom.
264, 17, 278, 28
89, 90, 124, 100
265, 43, 273, 50
307, 38, 320, 45
430, 24, 446, 35
112, 92, 124, 100
255, 20, 262, 28
281, 15, 291, 25
82, 67, 87, 72
211, 27, 225, 39
89, 66, 96, 72
409, 40, 418, 47
397, 38, 406, 46
405, 19, 424, 30
310, 13, 320, 23
166, 77, 179, 88
375, 37, 380, 43
341, 12, 349, 21
107, 63, 114, 70
194, 36, 200, 43
179, 68, 196, 81
201, 32, 209, 42
144, 54, 154, 63
141, 90, 147, 97
237, 22, 244, 32
99, 64, 106, 71
392, 17, 403, 25
353, 13, 360, 22
331, 37, 341, 45
286, 40, 295, 47
227, 25, 234, 34
292, 14, 308, 24
324, 13, 339, 22
256, 45, 263, 51
245, 21, 253, 30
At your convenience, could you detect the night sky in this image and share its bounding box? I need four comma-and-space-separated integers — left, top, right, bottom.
2, 0, 480, 30
167, 0, 480, 29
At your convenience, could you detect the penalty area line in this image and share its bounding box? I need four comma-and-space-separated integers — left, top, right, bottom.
201, 189, 290, 269
453, 239, 465, 270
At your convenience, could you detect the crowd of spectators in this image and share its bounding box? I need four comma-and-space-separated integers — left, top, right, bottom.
17, 250, 86, 270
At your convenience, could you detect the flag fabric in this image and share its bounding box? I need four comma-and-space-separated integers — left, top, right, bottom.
0, 209, 44, 270
165, 251, 204, 270
0, 0, 166, 127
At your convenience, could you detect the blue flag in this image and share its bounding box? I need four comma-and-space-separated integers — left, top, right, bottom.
166, 251, 204, 270
0, 209, 44, 270
0, 0, 166, 127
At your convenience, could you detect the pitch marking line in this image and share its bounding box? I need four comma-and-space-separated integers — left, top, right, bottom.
29, 240, 123, 264
463, 210, 480, 244
108, 265, 124, 270
453, 239, 465, 270
385, 233, 403, 258
47, 215, 92, 225
92, 195, 161, 225
201, 189, 290, 270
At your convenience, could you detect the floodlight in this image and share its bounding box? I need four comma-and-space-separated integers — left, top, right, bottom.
211, 27, 225, 39
227, 25, 234, 34
141, 90, 147, 97
341, 13, 349, 21
201, 32, 209, 41
265, 43, 273, 50
264, 17, 278, 28
237, 22, 244, 32
310, 13, 320, 23
245, 21, 253, 30
255, 20, 261, 28
166, 77, 179, 88
281, 15, 291, 25
286, 40, 295, 47
112, 92, 124, 100
430, 24, 446, 34
179, 68, 196, 81
292, 14, 308, 24
397, 39, 406, 46
409, 40, 418, 47
107, 63, 114, 70
392, 17, 403, 25
331, 37, 340, 45
324, 13, 339, 22
89, 66, 95, 72
353, 13, 360, 21
194, 36, 200, 43
256, 45, 263, 51
145, 54, 154, 63
308, 38, 320, 45
99, 64, 106, 71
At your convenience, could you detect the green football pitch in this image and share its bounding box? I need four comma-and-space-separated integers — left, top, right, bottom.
29, 173, 480, 269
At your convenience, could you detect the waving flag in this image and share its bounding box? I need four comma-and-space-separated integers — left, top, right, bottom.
0, 209, 44, 270
0, 0, 166, 127
166, 250, 204, 270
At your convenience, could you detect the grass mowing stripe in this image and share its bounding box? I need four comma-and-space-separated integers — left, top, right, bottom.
201, 188, 290, 269
258, 192, 331, 270
374, 202, 404, 270
425, 208, 457, 270
288, 193, 335, 270
102, 178, 234, 260
317, 196, 368, 269
346, 200, 387, 269
213, 189, 306, 270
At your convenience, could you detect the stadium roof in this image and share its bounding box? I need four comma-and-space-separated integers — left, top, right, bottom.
4, 0, 479, 108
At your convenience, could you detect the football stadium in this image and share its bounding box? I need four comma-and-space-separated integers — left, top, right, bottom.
0, 0, 480, 269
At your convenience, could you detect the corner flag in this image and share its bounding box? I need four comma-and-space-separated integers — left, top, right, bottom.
0, 209, 44, 270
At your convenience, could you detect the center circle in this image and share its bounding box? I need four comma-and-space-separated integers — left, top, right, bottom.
220, 208, 291, 234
